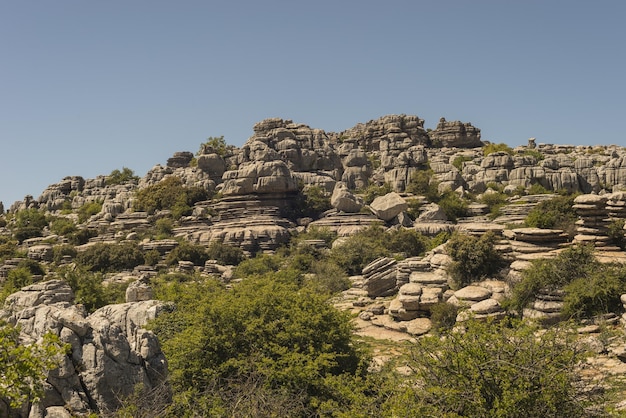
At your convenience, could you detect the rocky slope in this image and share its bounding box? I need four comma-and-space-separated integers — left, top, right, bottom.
3, 114, 626, 416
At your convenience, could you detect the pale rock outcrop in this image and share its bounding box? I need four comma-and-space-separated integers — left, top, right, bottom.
369, 192, 408, 221
0, 280, 169, 417
330, 182, 364, 213
429, 118, 482, 148
362, 257, 398, 297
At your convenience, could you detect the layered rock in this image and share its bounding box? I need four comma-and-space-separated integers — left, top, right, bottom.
429, 118, 482, 148
0, 280, 169, 417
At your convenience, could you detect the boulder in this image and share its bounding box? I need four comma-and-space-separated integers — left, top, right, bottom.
370, 192, 408, 221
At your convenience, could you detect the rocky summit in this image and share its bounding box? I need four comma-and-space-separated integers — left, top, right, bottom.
3, 114, 626, 416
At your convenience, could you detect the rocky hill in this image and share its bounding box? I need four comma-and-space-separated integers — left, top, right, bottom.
3, 114, 626, 416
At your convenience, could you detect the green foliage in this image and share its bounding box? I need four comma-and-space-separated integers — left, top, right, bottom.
329, 229, 389, 276
143, 249, 162, 266
480, 191, 508, 218
390, 318, 605, 417
105, 167, 138, 186
155, 217, 174, 238
452, 155, 473, 171
527, 182, 552, 194
429, 302, 458, 333
427, 230, 452, 250
385, 227, 428, 258
524, 194, 577, 233
66, 227, 97, 245
294, 226, 337, 247
0, 267, 37, 303
437, 190, 469, 222
149, 274, 367, 416
206, 241, 245, 265
405, 197, 422, 220
233, 254, 283, 279
52, 244, 77, 264
521, 149, 545, 161
361, 183, 392, 205
49, 216, 77, 236
133, 176, 210, 219
294, 185, 332, 219
56, 265, 127, 312
0, 237, 19, 261
13, 208, 48, 242
608, 218, 626, 249
406, 169, 438, 201
0, 321, 68, 410
77, 201, 103, 223
483, 142, 513, 156
446, 231, 504, 287
198, 135, 227, 156
165, 241, 209, 266
75, 241, 145, 273
304, 260, 351, 294
511, 245, 626, 319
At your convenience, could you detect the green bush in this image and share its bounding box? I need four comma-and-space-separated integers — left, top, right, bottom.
437, 190, 469, 222
452, 155, 473, 171
406, 169, 438, 201
134, 176, 210, 219
480, 191, 508, 219
293, 185, 332, 219
52, 244, 77, 264
198, 135, 227, 156
608, 218, 626, 249
105, 167, 138, 186
56, 265, 127, 312
446, 231, 504, 287
304, 260, 351, 294
483, 142, 513, 156
66, 227, 97, 245
527, 183, 552, 195
429, 302, 458, 332
294, 226, 337, 247
12, 208, 48, 242
521, 149, 545, 161
165, 241, 209, 266
385, 228, 427, 258
361, 183, 392, 205
155, 217, 174, 238
206, 241, 245, 265
510, 245, 626, 319
0, 266, 38, 302
149, 274, 367, 416
75, 241, 145, 273
524, 194, 577, 233
77, 201, 103, 223
387, 318, 607, 417
233, 254, 283, 279
49, 217, 77, 236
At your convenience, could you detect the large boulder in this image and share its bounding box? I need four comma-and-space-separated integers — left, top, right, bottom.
370, 192, 408, 221
330, 182, 363, 213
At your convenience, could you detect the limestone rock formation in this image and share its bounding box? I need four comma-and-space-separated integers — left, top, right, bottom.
0, 280, 169, 417
429, 117, 482, 148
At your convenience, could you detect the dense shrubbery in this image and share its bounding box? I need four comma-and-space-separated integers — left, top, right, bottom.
149, 273, 368, 416
360, 183, 392, 205
524, 194, 577, 235
387, 318, 607, 417
165, 241, 209, 266
483, 142, 513, 156
405, 170, 468, 221
206, 241, 245, 265
293, 185, 332, 219
446, 231, 504, 287
77, 201, 103, 223
510, 244, 626, 319
75, 241, 145, 272
12, 208, 48, 242
480, 191, 508, 218
133, 176, 210, 219
105, 167, 138, 186
56, 265, 127, 312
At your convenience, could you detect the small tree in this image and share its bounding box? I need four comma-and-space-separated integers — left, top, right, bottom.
198, 136, 227, 156
106, 167, 139, 186
446, 231, 504, 287
0, 321, 68, 411
387, 318, 607, 417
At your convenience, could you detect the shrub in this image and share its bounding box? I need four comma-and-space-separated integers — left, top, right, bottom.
608, 218, 626, 249
165, 241, 209, 266
385, 228, 427, 258
406, 169, 438, 201
133, 176, 210, 219
233, 254, 283, 279
206, 241, 245, 265
524, 194, 577, 234
0, 266, 38, 302
198, 135, 227, 156
56, 265, 127, 312
13, 208, 48, 242
451, 155, 473, 171
77, 201, 103, 223
328, 227, 390, 275
480, 191, 508, 218
49, 217, 77, 236
437, 190, 469, 222
52, 244, 77, 264
388, 318, 607, 417
483, 142, 513, 156
521, 149, 545, 161
527, 183, 552, 195
105, 167, 138, 186
510, 245, 626, 319
446, 231, 504, 287
429, 302, 458, 332
155, 217, 174, 239
75, 241, 145, 272
66, 227, 97, 245
361, 183, 392, 205
304, 260, 351, 294
149, 275, 366, 416
293, 185, 332, 219
294, 226, 337, 247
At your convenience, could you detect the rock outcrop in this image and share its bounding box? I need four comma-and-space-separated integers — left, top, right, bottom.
0, 280, 169, 417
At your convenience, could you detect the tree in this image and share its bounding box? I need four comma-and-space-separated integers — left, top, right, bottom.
385, 318, 608, 417
198, 136, 227, 156
149, 274, 368, 416
446, 231, 504, 287
106, 167, 139, 186
133, 176, 210, 219
0, 321, 68, 412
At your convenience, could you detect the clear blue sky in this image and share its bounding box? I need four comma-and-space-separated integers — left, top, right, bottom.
1, 1, 625, 207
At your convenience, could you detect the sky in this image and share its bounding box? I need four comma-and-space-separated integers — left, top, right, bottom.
1, 1, 625, 207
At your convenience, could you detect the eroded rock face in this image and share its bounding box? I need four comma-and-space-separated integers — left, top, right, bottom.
429, 118, 482, 148
0, 280, 169, 417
